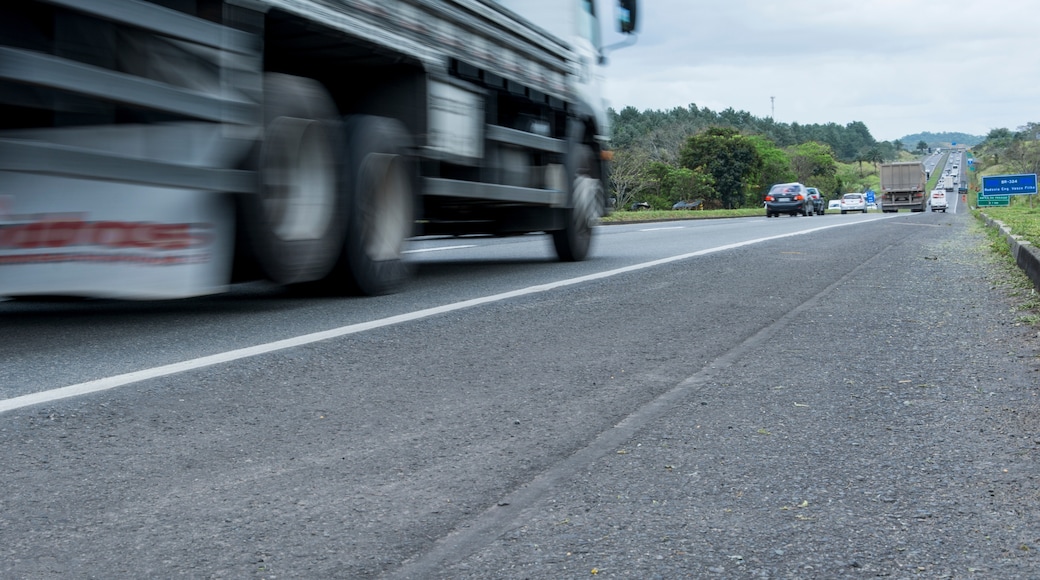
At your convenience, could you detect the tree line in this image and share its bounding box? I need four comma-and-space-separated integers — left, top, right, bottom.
608, 104, 906, 210
972, 124, 1040, 177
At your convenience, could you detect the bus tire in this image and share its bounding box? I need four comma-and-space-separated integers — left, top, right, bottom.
242, 73, 346, 285
335, 116, 415, 296
552, 139, 602, 262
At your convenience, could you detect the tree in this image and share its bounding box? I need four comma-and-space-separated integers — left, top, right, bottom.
987, 127, 1013, 143
746, 135, 795, 204
789, 141, 838, 195
916, 140, 929, 153
893, 139, 904, 152
644, 162, 716, 209
865, 146, 885, 171
608, 147, 652, 210
1003, 122, 1040, 176
678, 127, 763, 209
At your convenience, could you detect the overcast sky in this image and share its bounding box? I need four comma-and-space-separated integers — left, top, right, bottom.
600, 0, 1039, 142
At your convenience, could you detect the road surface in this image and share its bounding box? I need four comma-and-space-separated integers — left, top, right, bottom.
2, 209, 1038, 578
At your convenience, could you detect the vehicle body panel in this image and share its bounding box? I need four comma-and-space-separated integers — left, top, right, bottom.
0, 0, 639, 299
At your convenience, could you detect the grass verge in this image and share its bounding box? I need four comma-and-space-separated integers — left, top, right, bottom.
604, 208, 773, 223
975, 215, 1040, 328
976, 203, 1040, 247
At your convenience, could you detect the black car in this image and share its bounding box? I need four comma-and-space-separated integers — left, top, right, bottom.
764, 182, 812, 218
806, 187, 826, 215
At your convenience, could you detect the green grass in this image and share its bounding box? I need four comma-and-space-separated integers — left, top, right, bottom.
976, 214, 1040, 326
925, 152, 951, 191
602, 208, 765, 222
978, 202, 1040, 247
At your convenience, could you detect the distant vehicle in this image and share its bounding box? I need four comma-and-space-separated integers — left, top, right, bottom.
630, 202, 651, 211
879, 162, 927, 212
764, 182, 813, 218
840, 193, 867, 214
929, 190, 948, 212
828, 200, 842, 210
671, 200, 702, 210
806, 187, 826, 215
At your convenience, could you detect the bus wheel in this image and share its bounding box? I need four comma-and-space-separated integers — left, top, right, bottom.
551, 139, 602, 262
243, 73, 345, 285
335, 116, 415, 296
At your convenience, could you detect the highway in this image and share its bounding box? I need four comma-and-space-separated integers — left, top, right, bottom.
3, 207, 1040, 578
1, 211, 903, 404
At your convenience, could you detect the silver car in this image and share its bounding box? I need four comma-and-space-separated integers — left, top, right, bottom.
840, 193, 867, 214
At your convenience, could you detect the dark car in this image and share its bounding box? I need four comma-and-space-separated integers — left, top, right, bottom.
671, 200, 702, 210
806, 187, 826, 215
764, 182, 812, 218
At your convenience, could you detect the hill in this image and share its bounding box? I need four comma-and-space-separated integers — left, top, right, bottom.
899, 131, 984, 148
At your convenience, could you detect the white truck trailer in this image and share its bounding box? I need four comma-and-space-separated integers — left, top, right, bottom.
0, 0, 638, 299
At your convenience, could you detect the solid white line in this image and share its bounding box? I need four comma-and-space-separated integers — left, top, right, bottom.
403, 244, 477, 254
0, 215, 902, 414
639, 226, 685, 232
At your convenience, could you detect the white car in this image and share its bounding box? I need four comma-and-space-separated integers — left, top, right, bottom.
929, 190, 948, 212
840, 193, 867, 214
828, 200, 841, 210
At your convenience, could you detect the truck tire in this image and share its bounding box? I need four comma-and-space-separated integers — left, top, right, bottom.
552, 142, 602, 262
242, 73, 346, 285
334, 116, 415, 296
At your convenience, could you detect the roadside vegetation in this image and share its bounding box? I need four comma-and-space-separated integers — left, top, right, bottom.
605, 107, 1038, 247
976, 216, 1040, 328
606, 104, 953, 215
969, 125, 1040, 247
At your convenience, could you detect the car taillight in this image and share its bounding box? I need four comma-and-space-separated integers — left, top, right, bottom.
795, 194, 804, 201
765, 195, 774, 202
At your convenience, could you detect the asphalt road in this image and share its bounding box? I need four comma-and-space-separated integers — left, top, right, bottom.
2, 208, 1039, 578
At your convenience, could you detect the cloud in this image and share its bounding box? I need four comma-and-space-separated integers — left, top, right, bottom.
601, 0, 1039, 140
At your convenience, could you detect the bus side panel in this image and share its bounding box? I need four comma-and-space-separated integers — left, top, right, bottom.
0, 173, 235, 299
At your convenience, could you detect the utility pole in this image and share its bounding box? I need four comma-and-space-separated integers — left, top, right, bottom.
770, 96, 775, 119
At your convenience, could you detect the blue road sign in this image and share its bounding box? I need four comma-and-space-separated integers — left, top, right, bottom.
865, 189, 876, 204
981, 174, 1038, 197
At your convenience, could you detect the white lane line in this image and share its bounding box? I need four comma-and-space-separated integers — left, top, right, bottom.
403, 244, 477, 254
639, 226, 685, 232
0, 215, 900, 414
